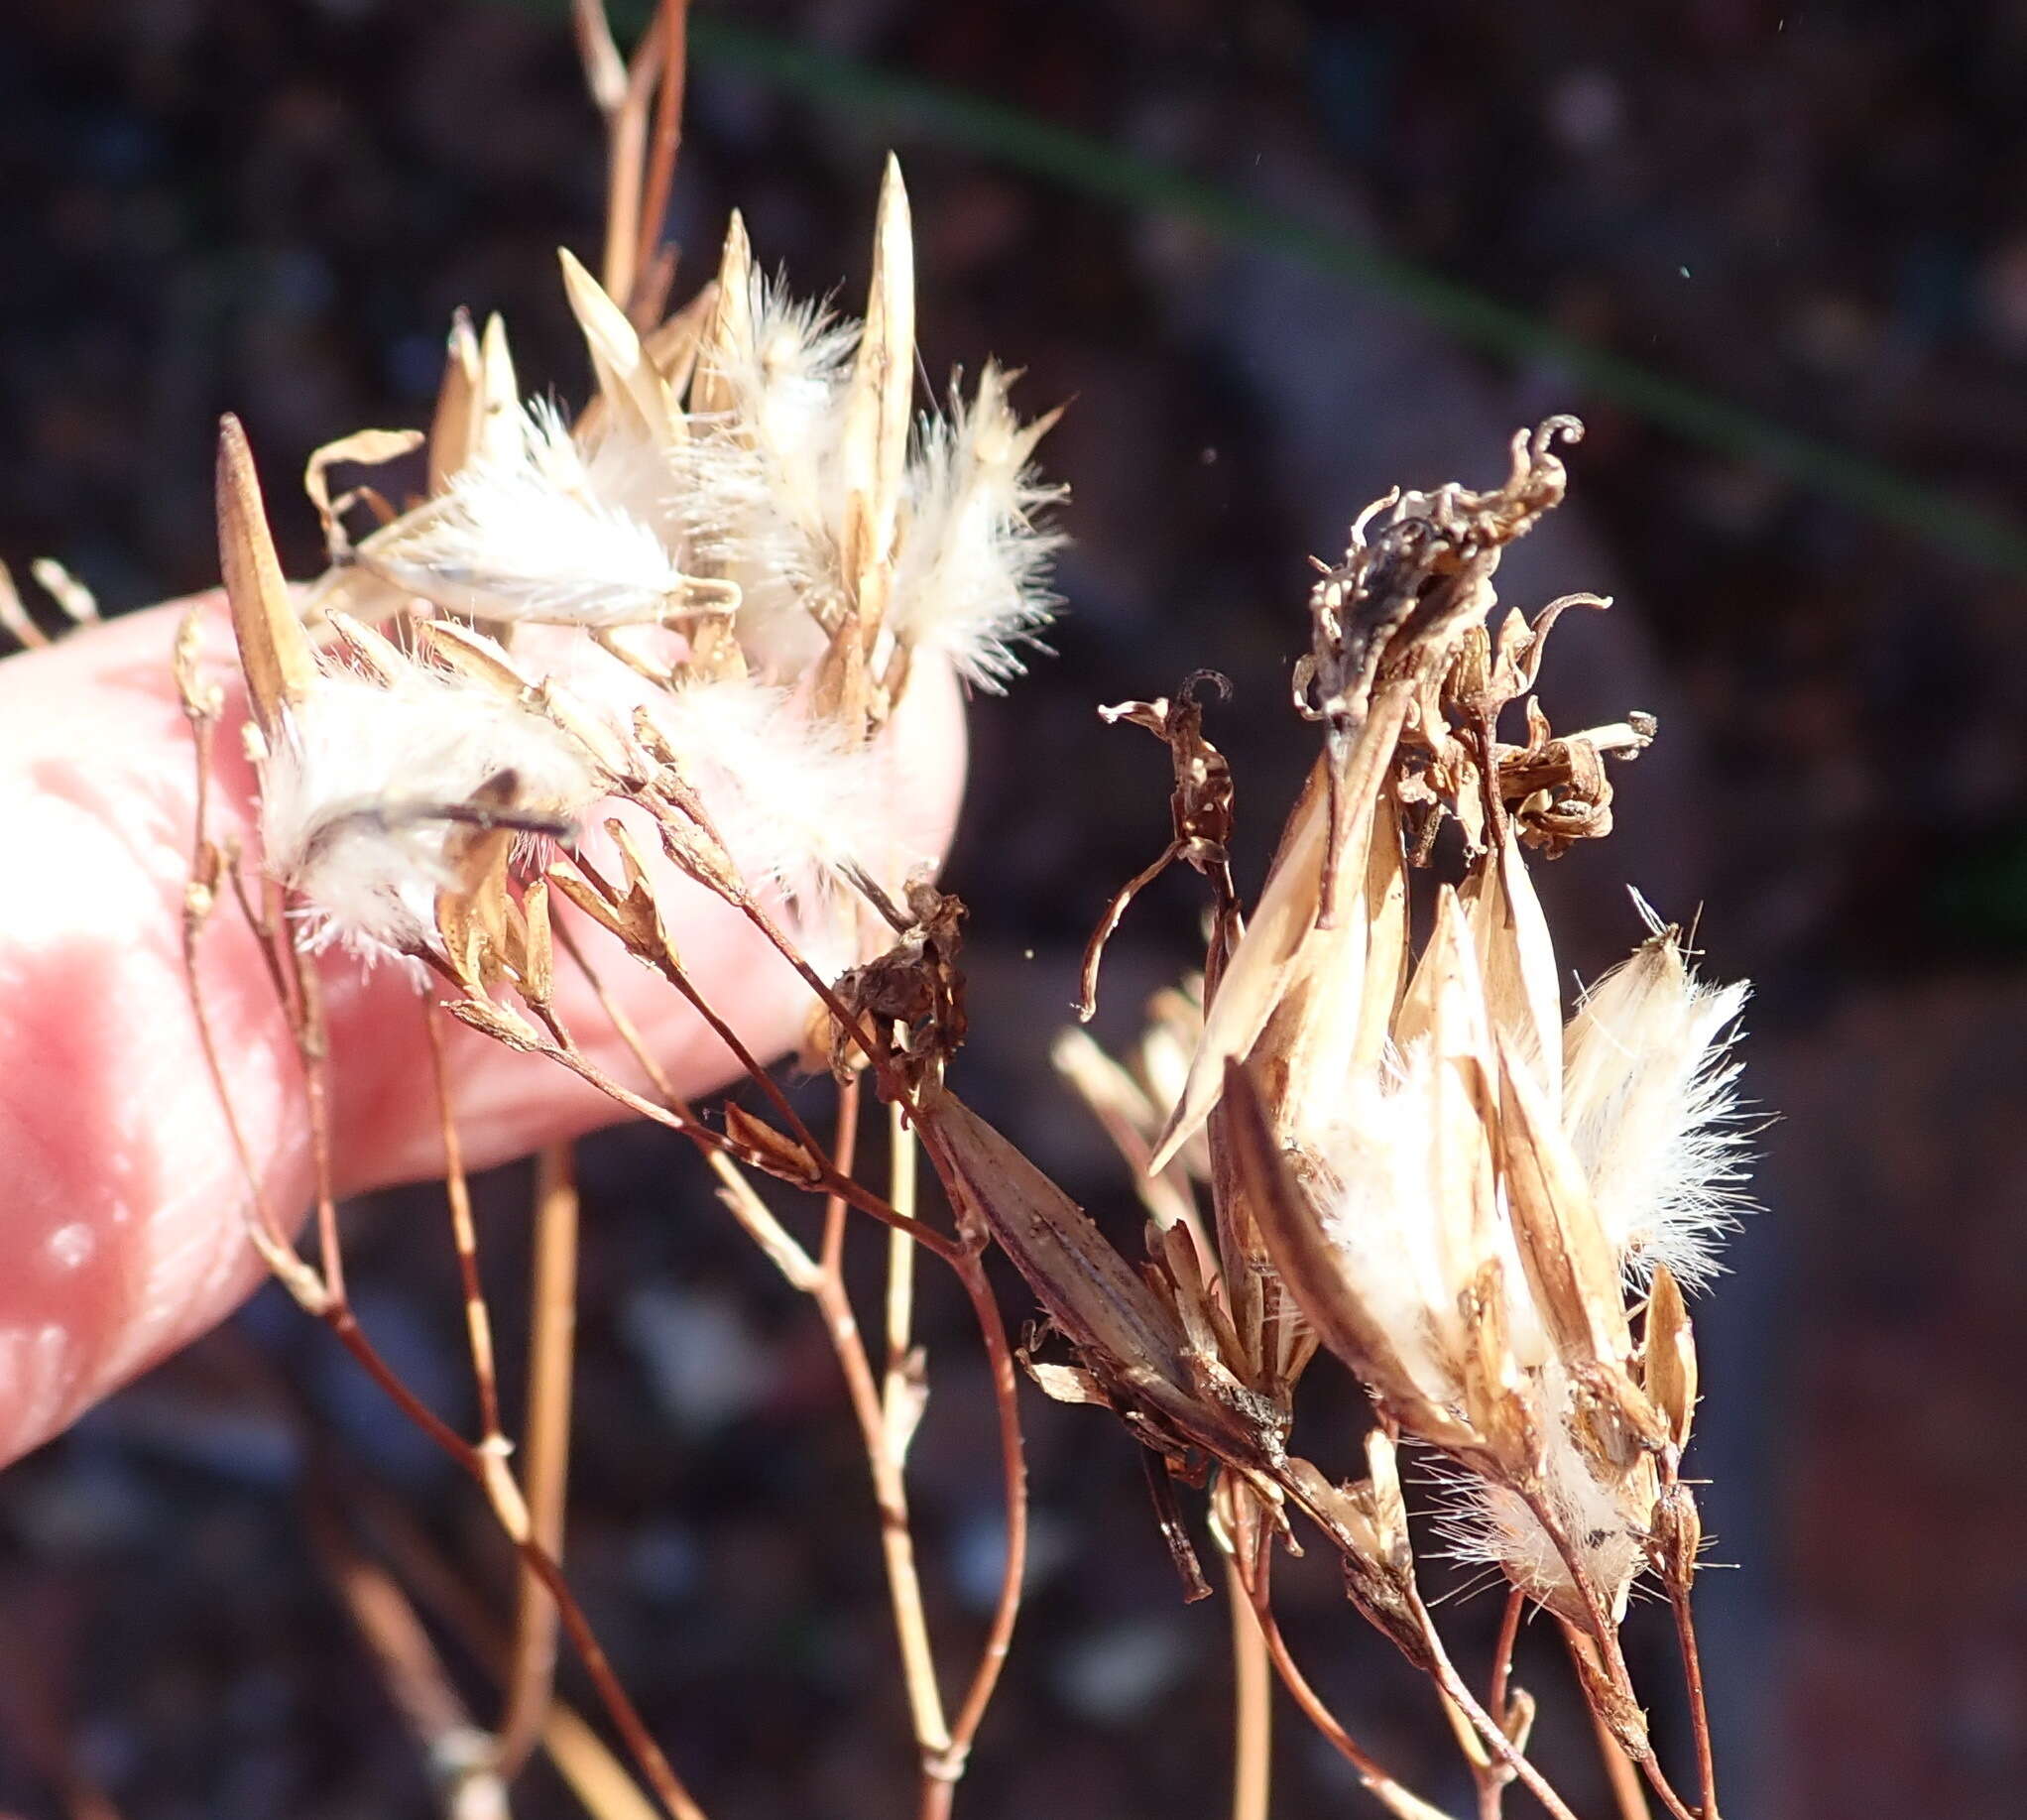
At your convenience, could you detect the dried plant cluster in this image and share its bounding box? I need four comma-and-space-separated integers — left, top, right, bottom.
173, 9, 1753, 1820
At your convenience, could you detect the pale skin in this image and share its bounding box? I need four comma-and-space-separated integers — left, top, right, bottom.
0, 594, 968, 1466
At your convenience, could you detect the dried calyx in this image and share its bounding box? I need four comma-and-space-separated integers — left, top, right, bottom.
213, 159, 1061, 989
1023, 423, 1749, 1653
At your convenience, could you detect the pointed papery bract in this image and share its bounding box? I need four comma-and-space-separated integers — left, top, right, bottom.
1561, 923, 1751, 1289
557, 246, 670, 444
890, 362, 1063, 690
1152, 688, 1411, 1170
261, 659, 604, 957
1494, 1031, 1634, 1369
377, 401, 694, 628
1461, 826, 1563, 1110
838, 155, 916, 656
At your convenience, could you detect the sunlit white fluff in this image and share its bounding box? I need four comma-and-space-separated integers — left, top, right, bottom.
890, 364, 1062, 689
1430, 1365, 1651, 1622
1305, 1053, 1484, 1402
678, 279, 860, 676
386, 401, 695, 628
1561, 912, 1752, 1290
261, 661, 604, 956
641, 673, 895, 965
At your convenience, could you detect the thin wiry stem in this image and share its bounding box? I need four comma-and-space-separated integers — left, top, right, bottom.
322, 1303, 707, 1820
553, 922, 821, 1286
278, 897, 346, 1306
1514, 1486, 1698, 1820
632, 0, 690, 322
936, 1235, 1029, 1799
1414, 1605, 1585, 1820
334, 1467, 661, 1820
1472, 1589, 1527, 1820
422, 997, 506, 1448
304, 1491, 507, 1820
1231, 1540, 1457, 1820
1667, 1580, 1720, 1820
809, 1087, 954, 1780
496, 1142, 582, 1779
1223, 1553, 1272, 1820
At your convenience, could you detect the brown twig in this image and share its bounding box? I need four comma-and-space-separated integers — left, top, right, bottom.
1223, 1553, 1272, 1820
934, 1238, 1029, 1805
1231, 1542, 1457, 1820
1415, 1607, 1585, 1820
422, 998, 506, 1446
631, 0, 689, 321
496, 1141, 582, 1778
1667, 1581, 1720, 1820
306, 1491, 507, 1820
1474, 1589, 1526, 1820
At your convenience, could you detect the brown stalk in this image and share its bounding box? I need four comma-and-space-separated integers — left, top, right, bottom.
1223, 1552, 1272, 1820
551, 921, 821, 1287
1408, 1600, 1586, 1820
337, 1470, 662, 1820
1231, 1539, 1457, 1820
1513, 1486, 1699, 1820
934, 1236, 1029, 1807
306, 1495, 507, 1820
324, 1282, 705, 1820
185, 834, 707, 1818
422, 999, 506, 1448
496, 1142, 583, 1779
631, 0, 690, 325
551, 911, 1024, 1810
1474, 1590, 1527, 1820
579, 0, 663, 309
1667, 1576, 1720, 1820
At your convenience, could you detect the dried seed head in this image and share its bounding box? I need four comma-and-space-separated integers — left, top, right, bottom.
259, 655, 604, 958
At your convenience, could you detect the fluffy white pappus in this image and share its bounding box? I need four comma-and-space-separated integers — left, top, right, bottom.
1308, 1049, 1477, 1407
677, 280, 861, 677
641, 674, 895, 958
890, 364, 1062, 690
390, 400, 694, 628
261, 663, 604, 957
1306, 1041, 1554, 1405
1561, 917, 1753, 1291
1428, 1371, 1651, 1622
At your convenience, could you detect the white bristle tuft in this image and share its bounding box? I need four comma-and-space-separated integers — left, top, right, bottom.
1561, 919, 1753, 1290
260, 659, 603, 957
388, 401, 694, 627
643, 673, 895, 922
890, 363, 1062, 690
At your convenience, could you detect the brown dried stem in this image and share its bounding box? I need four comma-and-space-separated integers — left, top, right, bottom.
1415, 1607, 1586, 1820
632, 0, 689, 322
1223, 1553, 1272, 1820
1474, 1589, 1526, 1820
1231, 1539, 1456, 1820
1667, 1582, 1720, 1820
306, 1493, 506, 1820
935, 1235, 1029, 1803
422, 999, 506, 1448
496, 1142, 583, 1779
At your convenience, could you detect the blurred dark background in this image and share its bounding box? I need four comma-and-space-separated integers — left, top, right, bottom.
4, 2, 2026, 1816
